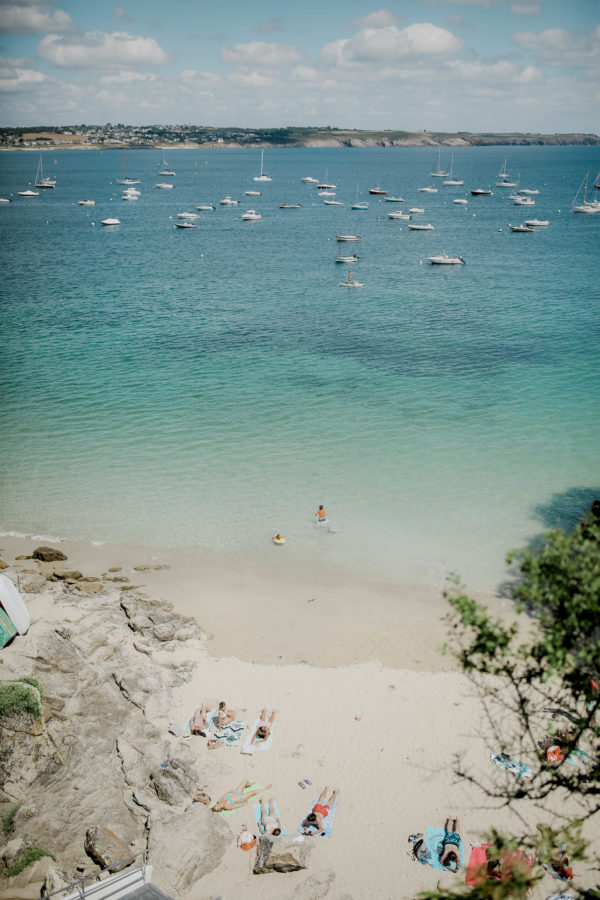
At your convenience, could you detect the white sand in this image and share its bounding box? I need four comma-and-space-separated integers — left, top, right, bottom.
2, 533, 598, 899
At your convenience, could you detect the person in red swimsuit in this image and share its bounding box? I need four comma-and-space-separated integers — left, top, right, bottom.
301, 787, 339, 835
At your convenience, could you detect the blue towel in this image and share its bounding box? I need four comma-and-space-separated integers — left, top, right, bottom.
241, 718, 275, 753
491, 751, 532, 779
253, 800, 286, 835
423, 826, 464, 873
298, 798, 339, 838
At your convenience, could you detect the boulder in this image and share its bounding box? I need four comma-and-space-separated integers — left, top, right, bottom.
33, 547, 67, 562
253, 835, 312, 874
152, 623, 176, 642
147, 804, 230, 897
84, 825, 130, 872
149, 757, 203, 807
289, 869, 336, 899
49, 571, 82, 582
1, 838, 26, 866
41, 865, 72, 897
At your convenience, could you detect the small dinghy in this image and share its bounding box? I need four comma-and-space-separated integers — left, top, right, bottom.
78, 200, 95, 206
388, 211, 410, 220
174, 221, 197, 228
196, 204, 215, 211
336, 233, 360, 241
524, 219, 549, 227
339, 279, 364, 287
408, 223, 434, 230
509, 223, 535, 232
335, 254, 359, 263
427, 253, 465, 265
101, 218, 121, 225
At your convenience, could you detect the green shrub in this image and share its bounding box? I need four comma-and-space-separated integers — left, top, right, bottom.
1, 804, 20, 835
0, 683, 42, 719
7, 846, 56, 876
16, 676, 44, 699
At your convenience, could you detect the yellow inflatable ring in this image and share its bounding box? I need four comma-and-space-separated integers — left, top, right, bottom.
273, 535, 286, 545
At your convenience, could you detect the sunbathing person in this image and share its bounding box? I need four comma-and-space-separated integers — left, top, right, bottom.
190, 703, 212, 736
301, 787, 338, 835
257, 797, 282, 836
216, 700, 235, 730
212, 779, 270, 812
250, 709, 276, 745
439, 817, 461, 872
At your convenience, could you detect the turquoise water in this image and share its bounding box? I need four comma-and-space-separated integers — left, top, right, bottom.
1, 146, 599, 590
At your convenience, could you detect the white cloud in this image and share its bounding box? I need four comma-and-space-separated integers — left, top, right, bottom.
347, 9, 400, 29
0, 3, 76, 34
447, 57, 542, 84
322, 23, 462, 66
221, 41, 303, 67
227, 70, 273, 88
100, 71, 157, 84
512, 24, 600, 64
37, 31, 170, 70
0, 65, 48, 90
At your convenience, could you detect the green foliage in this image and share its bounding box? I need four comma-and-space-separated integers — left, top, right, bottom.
1, 804, 20, 835
6, 846, 56, 876
0, 681, 42, 720
16, 675, 44, 699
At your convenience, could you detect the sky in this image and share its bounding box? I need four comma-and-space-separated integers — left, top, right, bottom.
0, 0, 598, 132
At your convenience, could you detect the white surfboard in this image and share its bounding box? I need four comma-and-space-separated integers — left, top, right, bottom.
0, 574, 30, 634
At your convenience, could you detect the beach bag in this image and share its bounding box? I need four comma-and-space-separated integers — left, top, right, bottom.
546, 745, 564, 764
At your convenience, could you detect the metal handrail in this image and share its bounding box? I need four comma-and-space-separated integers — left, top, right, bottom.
44, 850, 147, 898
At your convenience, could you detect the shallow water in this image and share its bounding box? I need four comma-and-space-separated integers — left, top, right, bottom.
1, 145, 599, 590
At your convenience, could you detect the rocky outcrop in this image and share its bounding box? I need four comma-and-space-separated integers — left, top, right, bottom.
84, 826, 130, 872
32, 547, 67, 562
253, 835, 312, 874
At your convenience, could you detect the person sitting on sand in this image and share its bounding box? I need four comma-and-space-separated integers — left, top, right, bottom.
257, 797, 282, 836
216, 700, 235, 730
212, 779, 269, 813
190, 703, 212, 736
301, 787, 338, 835
250, 709, 276, 745
439, 817, 461, 872
315, 504, 327, 524
236, 826, 257, 851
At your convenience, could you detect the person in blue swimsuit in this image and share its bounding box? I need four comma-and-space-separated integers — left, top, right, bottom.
439, 816, 461, 871
212, 779, 270, 812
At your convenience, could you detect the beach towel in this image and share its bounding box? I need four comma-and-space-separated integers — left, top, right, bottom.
423, 826, 464, 873
241, 718, 276, 754
253, 800, 286, 835
214, 783, 266, 818
298, 798, 339, 838
466, 844, 491, 885
566, 748, 587, 766
213, 720, 247, 747
185, 707, 216, 735
491, 751, 532, 778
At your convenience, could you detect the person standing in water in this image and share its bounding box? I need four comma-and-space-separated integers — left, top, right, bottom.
315, 505, 327, 524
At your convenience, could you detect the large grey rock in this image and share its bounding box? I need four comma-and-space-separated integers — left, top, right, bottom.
1, 838, 26, 866
147, 805, 231, 897
253, 835, 312, 874
41, 865, 72, 897
84, 825, 130, 872
289, 869, 336, 899
33, 546, 67, 562
149, 757, 203, 808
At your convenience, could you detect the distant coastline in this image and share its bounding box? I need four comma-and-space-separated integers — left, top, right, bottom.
1, 125, 599, 151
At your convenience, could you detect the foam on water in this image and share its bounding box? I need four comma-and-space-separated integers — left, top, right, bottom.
1, 146, 599, 590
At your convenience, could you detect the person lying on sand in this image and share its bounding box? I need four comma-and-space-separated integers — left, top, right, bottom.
301, 787, 338, 835
212, 780, 270, 812
190, 704, 212, 736
257, 797, 282, 836
250, 709, 276, 745
439, 816, 461, 871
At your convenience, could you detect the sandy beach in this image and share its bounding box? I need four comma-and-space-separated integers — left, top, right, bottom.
1, 532, 598, 899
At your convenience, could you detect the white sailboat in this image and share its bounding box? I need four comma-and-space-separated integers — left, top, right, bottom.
159, 154, 175, 176
496, 156, 516, 187
572, 171, 600, 213
253, 150, 272, 182
34, 154, 56, 188
116, 149, 140, 185
442, 154, 463, 186
430, 149, 448, 177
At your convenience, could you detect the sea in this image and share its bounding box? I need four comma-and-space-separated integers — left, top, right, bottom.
1, 145, 599, 592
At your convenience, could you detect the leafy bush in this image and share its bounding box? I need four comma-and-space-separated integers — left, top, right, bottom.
6, 846, 56, 877
0, 682, 42, 719
16, 675, 43, 699
1, 804, 20, 835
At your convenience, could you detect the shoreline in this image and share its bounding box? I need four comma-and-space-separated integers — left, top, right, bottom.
0, 531, 505, 671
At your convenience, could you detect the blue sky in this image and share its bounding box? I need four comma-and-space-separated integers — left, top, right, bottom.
0, 0, 598, 130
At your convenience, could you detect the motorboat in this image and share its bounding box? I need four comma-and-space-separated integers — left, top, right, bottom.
18, 189, 39, 197
384, 196, 404, 202
318, 183, 336, 190
323, 199, 344, 205
118, 178, 141, 186
122, 192, 138, 200
336, 233, 360, 241
123, 187, 140, 195
339, 279, 364, 287
351, 202, 369, 210
34, 155, 56, 189
496, 178, 517, 188
241, 209, 261, 220
253, 150, 272, 182
418, 187, 438, 193
280, 203, 301, 208
196, 204, 216, 211
388, 211, 410, 220
427, 253, 465, 264
453, 198, 468, 205
301, 177, 319, 183
408, 223, 434, 230
471, 189, 493, 196
335, 254, 359, 263
220, 196, 238, 205
524, 219, 549, 226
174, 221, 197, 229
0, 198, 11, 203
430, 149, 448, 177
177, 212, 199, 219
409, 207, 425, 213
244, 190, 261, 196
509, 223, 535, 232
368, 187, 387, 195
159, 157, 175, 176
519, 189, 539, 195
101, 218, 120, 225
155, 183, 174, 189
78, 200, 95, 206
513, 196, 535, 206
318, 190, 336, 197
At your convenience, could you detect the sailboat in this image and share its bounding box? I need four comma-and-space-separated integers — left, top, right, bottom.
253, 150, 272, 182
34, 154, 56, 189
117, 149, 140, 185
496, 157, 516, 187
442, 154, 463, 186
352, 184, 368, 210
430, 149, 448, 177
572, 171, 600, 214
159, 154, 176, 176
